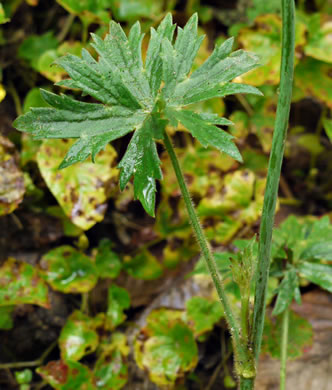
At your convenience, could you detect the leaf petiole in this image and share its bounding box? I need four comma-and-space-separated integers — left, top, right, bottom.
280, 307, 289, 390
163, 130, 254, 382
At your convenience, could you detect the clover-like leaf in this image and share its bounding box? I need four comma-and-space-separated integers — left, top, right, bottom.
192, 252, 232, 277
94, 333, 129, 390
37, 360, 94, 390
95, 239, 122, 279
304, 13, 332, 64
0, 258, 49, 308
135, 308, 198, 386
300, 242, 332, 261
39, 246, 97, 293
37, 41, 85, 82
185, 297, 223, 337
18, 32, 58, 71
106, 284, 130, 330
59, 311, 104, 361
123, 250, 163, 280
272, 215, 332, 262
14, 13, 261, 216
293, 58, 332, 109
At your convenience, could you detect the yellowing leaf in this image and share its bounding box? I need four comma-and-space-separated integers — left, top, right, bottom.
95, 239, 122, 279
94, 333, 129, 390
185, 297, 223, 337
135, 309, 198, 386
237, 14, 306, 86
37, 139, 118, 230
106, 284, 130, 330
37, 360, 95, 390
304, 13, 332, 64
262, 311, 313, 359
123, 250, 163, 280
0, 258, 49, 308
40, 246, 97, 293
0, 84, 6, 101
0, 3, 9, 24
0, 136, 25, 216
293, 57, 332, 109
59, 311, 104, 361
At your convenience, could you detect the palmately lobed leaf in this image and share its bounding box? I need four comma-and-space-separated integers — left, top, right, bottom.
13, 13, 262, 216
166, 109, 242, 162
145, 13, 176, 97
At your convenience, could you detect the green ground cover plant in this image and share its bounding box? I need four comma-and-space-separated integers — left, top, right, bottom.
1, 0, 332, 389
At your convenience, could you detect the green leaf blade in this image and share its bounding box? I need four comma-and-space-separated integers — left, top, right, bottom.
173, 13, 204, 84
59, 311, 103, 361
300, 242, 332, 261
167, 109, 242, 162
171, 49, 261, 106
14, 90, 147, 168
106, 284, 130, 330
0, 258, 50, 308
161, 13, 204, 101
91, 21, 152, 108
95, 239, 122, 279
39, 246, 98, 293
272, 269, 299, 316
37, 360, 94, 390
118, 115, 165, 216
298, 262, 332, 293
176, 82, 263, 106
55, 51, 142, 108
190, 37, 235, 80
37, 139, 119, 230
135, 309, 198, 386
145, 13, 176, 96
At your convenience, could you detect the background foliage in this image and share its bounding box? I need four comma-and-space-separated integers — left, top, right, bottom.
0, 0, 331, 389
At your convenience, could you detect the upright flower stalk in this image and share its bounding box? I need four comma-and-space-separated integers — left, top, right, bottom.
251, 0, 295, 364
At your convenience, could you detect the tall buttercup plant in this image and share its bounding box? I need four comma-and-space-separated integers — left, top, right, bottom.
14, 3, 296, 387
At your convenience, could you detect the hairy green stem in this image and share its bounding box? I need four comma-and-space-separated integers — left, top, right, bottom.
280, 308, 289, 390
251, 0, 295, 363
163, 130, 249, 368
